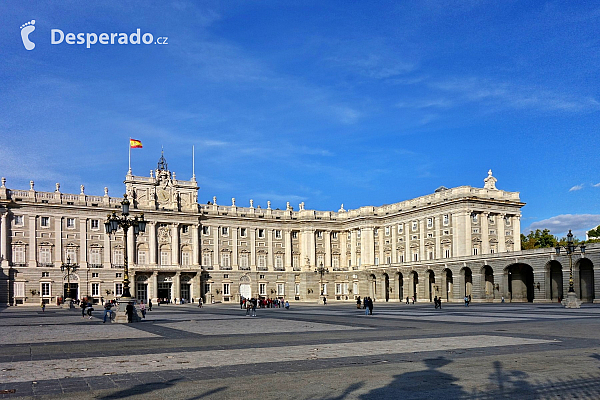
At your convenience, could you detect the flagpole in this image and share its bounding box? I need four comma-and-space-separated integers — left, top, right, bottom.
192, 145, 196, 180
128, 137, 132, 174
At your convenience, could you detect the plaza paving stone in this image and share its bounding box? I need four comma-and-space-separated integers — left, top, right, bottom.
1, 302, 600, 399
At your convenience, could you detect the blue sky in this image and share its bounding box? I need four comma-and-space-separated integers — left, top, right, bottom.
1, 1, 600, 239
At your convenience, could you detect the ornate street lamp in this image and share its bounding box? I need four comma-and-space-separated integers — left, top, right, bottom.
314, 262, 329, 296
104, 194, 146, 300
60, 256, 78, 305
555, 230, 586, 308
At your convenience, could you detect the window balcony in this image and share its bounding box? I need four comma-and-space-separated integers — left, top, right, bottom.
257, 266, 268, 271
37, 262, 54, 268
12, 262, 27, 268
238, 266, 250, 271
111, 264, 124, 269
219, 266, 232, 271
273, 267, 285, 271
88, 264, 104, 269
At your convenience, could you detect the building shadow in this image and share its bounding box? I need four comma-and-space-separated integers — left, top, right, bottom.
186, 386, 227, 399
98, 378, 183, 399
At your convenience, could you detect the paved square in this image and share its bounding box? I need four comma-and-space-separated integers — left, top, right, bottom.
1, 302, 600, 399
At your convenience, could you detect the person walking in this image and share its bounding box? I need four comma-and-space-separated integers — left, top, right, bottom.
198, 297, 203, 308
356, 296, 361, 309
251, 297, 257, 317
246, 300, 251, 316
81, 300, 87, 318
323, 296, 327, 305
40, 301, 45, 312
103, 301, 113, 323
464, 295, 469, 307
438, 297, 442, 309
434, 296, 438, 309
368, 297, 374, 315
148, 299, 153, 311
406, 296, 409, 305
139, 301, 146, 319
86, 303, 94, 319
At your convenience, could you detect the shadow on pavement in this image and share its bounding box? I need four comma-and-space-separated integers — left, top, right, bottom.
98, 378, 182, 399
186, 386, 227, 399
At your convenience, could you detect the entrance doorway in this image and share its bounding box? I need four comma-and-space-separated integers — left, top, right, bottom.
578, 258, 595, 302
64, 283, 78, 299
157, 282, 172, 302
240, 284, 251, 299
398, 273, 404, 301
384, 274, 390, 302
549, 261, 563, 301
507, 263, 534, 302
181, 284, 191, 302
136, 283, 148, 302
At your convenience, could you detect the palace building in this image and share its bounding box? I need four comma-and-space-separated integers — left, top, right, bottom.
1, 153, 597, 306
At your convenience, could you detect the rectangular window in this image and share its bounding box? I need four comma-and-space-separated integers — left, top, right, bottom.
41, 282, 50, 296
491, 248, 495, 254
473, 248, 479, 255
357, 230, 361, 239
92, 283, 99, 296
357, 257, 361, 267
387, 256, 391, 264
413, 253, 419, 261
384, 226, 390, 236
317, 254, 324, 267
427, 233, 433, 238
240, 228, 247, 237
240, 253, 248, 268
182, 225, 189, 234
203, 253, 212, 266
322, 283, 328, 295
472, 214, 478, 223
91, 219, 99, 230
489, 215, 495, 224
115, 283, 123, 296
116, 273, 122, 278
202, 226, 210, 235
316, 231, 323, 239
204, 283, 211, 294
374, 257, 379, 266
295, 283, 300, 296
222, 227, 229, 236
332, 232, 338, 239
445, 249, 451, 258
292, 255, 299, 269
489, 230, 496, 235
335, 283, 342, 295
92, 272, 99, 278
505, 216, 511, 225
353, 282, 358, 295
41, 271, 49, 277
260, 274, 265, 279
443, 214, 449, 225
221, 252, 230, 267
332, 256, 339, 269
160, 251, 170, 266
277, 283, 284, 296
398, 224, 403, 234
14, 282, 24, 297
258, 254, 266, 268
181, 251, 190, 266
374, 228, 378, 237
39, 247, 51, 263
472, 228, 479, 234
137, 250, 147, 265
66, 218, 75, 228
427, 218, 433, 228
412, 221, 418, 231
275, 255, 283, 269
113, 249, 123, 266
41, 217, 49, 227
258, 229, 265, 238
443, 230, 450, 235
12, 246, 25, 264
399, 253, 405, 263
13, 215, 24, 226
259, 283, 266, 296
89, 248, 101, 265
429, 251, 434, 260
223, 283, 230, 296
292, 231, 298, 239
275, 230, 282, 239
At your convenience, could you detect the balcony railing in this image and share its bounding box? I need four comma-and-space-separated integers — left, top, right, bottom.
88, 264, 104, 269
219, 266, 232, 271
37, 262, 54, 268
238, 266, 251, 271
111, 264, 124, 269
12, 262, 27, 268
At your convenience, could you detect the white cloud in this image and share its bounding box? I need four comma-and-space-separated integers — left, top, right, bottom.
569, 184, 584, 191
592, 183, 600, 188
526, 214, 600, 239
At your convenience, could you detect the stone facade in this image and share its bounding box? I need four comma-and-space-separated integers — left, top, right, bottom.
1, 157, 598, 306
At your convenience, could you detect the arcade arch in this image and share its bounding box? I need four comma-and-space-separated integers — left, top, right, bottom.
506, 263, 534, 302
577, 258, 595, 302
546, 260, 563, 302
482, 265, 494, 301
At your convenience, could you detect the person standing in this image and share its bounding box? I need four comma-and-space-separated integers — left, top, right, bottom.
251, 297, 257, 317
464, 295, 469, 307
81, 300, 87, 318
103, 302, 113, 323
434, 296, 438, 309
139, 301, 146, 319
198, 297, 203, 308
406, 296, 409, 305
323, 297, 327, 305
40, 301, 45, 312
126, 302, 134, 323
356, 296, 361, 309
148, 299, 153, 311
368, 297, 374, 315
246, 300, 251, 316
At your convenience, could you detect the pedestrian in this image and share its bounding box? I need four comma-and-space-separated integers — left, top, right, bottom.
140, 301, 146, 319
198, 298, 203, 308
148, 299, 153, 311
501, 296, 505, 303
86, 303, 94, 319
412, 295, 415, 305
241, 297, 245, 309
103, 301, 113, 323
434, 296, 438, 309
438, 297, 442, 309
285, 300, 290, 310
126, 301, 134, 323
464, 295, 469, 307
368, 297, 374, 315
357, 296, 361, 309
246, 300, 251, 316
40, 301, 45, 312
323, 296, 327, 305
365, 297, 370, 315
251, 297, 257, 316
81, 300, 87, 318
406, 296, 409, 305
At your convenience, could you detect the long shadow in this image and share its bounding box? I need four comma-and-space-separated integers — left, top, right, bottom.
98, 378, 182, 399
359, 356, 467, 399
322, 382, 364, 400
186, 386, 227, 399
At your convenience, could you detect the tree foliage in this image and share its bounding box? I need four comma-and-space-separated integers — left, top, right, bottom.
520, 229, 558, 250
586, 225, 600, 243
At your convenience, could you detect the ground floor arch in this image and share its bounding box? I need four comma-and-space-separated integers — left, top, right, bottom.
409, 271, 419, 301
547, 260, 563, 302
426, 270, 435, 301
460, 267, 472, 299
443, 269, 453, 301
397, 272, 404, 301
577, 258, 595, 302
482, 265, 494, 301
507, 263, 534, 302
383, 273, 390, 302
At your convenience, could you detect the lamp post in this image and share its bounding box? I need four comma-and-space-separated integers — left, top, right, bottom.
555, 230, 586, 308
314, 262, 329, 296
60, 256, 78, 306
104, 194, 146, 300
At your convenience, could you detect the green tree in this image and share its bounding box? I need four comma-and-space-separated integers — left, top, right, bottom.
520, 229, 558, 250
587, 225, 600, 243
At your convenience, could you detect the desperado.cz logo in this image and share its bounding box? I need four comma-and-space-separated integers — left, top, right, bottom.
20, 20, 168, 50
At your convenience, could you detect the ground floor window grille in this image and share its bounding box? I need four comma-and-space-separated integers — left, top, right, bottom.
115, 283, 123, 296
14, 282, 24, 297
41, 282, 50, 296
295, 283, 300, 296
277, 283, 284, 296
92, 283, 99, 296
12, 246, 25, 264
223, 283, 230, 295
259, 283, 266, 296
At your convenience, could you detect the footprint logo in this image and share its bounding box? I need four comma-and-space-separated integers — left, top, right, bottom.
20, 20, 36, 50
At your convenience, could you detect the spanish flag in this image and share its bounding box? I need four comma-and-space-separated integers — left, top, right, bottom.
130, 139, 143, 148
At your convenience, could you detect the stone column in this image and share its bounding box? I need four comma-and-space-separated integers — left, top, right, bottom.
284, 230, 292, 268
1, 212, 8, 266
391, 225, 397, 263
29, 215, 36, 267
404, 224, 411, 262
103, 225, 110, 267
250, 228, 256, 269
361, 227, 374, 266
213, 225, 219, 267
463, 211, 472, 257
192, 224, 199, 265
127, 226, 135, 267
80, 218, 88, 266
434, 216, 441, 260
513, 215, 521, 251
324, 231, 331, 268
481, 212, 490, 254
378, 229, 384, 265
171, 223, 179, 265
419, 220, 425, 261
267, 229, 273, 268
350, 230, 357, 267
497, 214, 506, 253
149, 222, 157, 265
54, 216, 62, 265
151, 271, 158, 301
232, 227, 238, 268
173, 272, 181, 303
